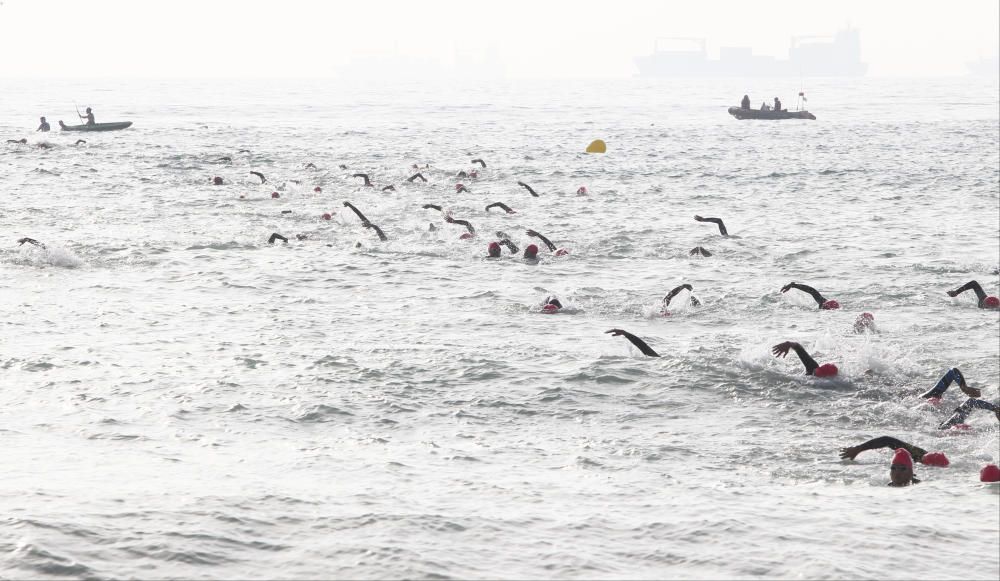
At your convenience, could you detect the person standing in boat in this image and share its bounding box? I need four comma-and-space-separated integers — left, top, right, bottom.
36, 116, 50, 132
80, 107, 95, 126
740, 94, 751, 110
773, 97, 782, 112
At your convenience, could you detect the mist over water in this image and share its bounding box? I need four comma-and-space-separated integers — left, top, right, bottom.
1, 77, 998, 579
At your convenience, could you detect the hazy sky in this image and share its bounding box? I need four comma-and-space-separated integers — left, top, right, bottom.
0, 0, 996, 78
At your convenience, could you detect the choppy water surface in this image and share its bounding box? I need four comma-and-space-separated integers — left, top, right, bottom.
1, 77, 998, 580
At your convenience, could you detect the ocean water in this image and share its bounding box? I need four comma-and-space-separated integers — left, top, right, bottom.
1, 77, 998, 580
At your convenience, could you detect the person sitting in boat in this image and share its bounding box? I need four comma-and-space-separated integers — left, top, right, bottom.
37, 116, 50, 132
773, 97, 782, 112
80, 107, 95, 126
740, 94, 751, 110
760, 101, 771, 111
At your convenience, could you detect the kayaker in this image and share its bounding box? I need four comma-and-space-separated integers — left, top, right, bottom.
37, 117, 50, 132
740, 94, 751, 109
946, 280, 1000, 309
80, 107, 95, 126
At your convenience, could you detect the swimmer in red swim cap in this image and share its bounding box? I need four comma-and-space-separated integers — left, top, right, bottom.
946, 280, 1000, 309
541, 296, 563, 313
780, 282, 840, 310
487, 242, 501, 258
576, 186, 588, 195
771, 341, 837, 377
853, 312, 876, 333
445, 215, 475, 239
981, 464, 1000, 483
840, 436, 950, 481
212, 176, 224, 185
455, 183, 470, 193
523, 244, 539, 260
526, 229, 565, 256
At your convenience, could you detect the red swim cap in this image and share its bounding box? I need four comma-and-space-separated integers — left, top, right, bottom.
576, 186, 588, 194
814, 363, 838, 377
821, 299, 841, 310
488, 242, 501, 254
314, 186, 322, 193
524, 244, 539, 259
984, 296, 1000, 308
459, 232, 474, 240
455, 183, 465, 191
542, 304, 559, 313
925, 397, 942, 406
470, 170, 479, 178
860, 312, 873, 320
980, 464, 1000, 482
321, 213, 332, 220
555, 248, 569, 256
271, 192, 280, 198
891, 448, 913, 469
921, 452, 949, 467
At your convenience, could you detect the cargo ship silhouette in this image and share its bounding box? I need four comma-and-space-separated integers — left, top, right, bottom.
635, 26, 867, 77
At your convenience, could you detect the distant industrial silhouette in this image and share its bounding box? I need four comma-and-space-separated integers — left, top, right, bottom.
634, 27, 867, 77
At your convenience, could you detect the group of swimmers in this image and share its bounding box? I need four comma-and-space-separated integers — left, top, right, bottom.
14, 150, 998, 488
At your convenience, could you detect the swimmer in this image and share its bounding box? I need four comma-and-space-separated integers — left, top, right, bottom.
693, 215, 729, 237
841, 444, 931, 487
770, 341, 838, 377
486, 242, 502, 258
215, 156, 232, 163
497, 239, 519, 254
471, 158, 486, 168
921, 367, 982, 399
342, 201, 387, 241
780, 282, 840, 310
267, 233, 288, 244
840, 436, 950, 471
212, 176, 224, 185
75, 139, 86, 145
36, 142, 54, 150
523, 244, 539, 260
6, 138, 27, 144
445, 215, 475, 237
352, 173, 373, 187
689, 247, 712, 257
663, 284, 701, 309
526, 229, 562, 254
422, 204, 443, 212
407, 173, 428, 183
541, 296, 563, 312
517, 181, 540, 197
946, 280, 1000, 309
853, 312, 876, 333
338, 164, 348, 170
457, 171, 468, 178
37, 116, 50, 132
485, 202, 516, 214
382, 185, 396, 192
456, 184, 470, 193
605, 329, 660, 357
250, 171, 266, 184
305, 163, 317, 169
16, 237, 45, 248
938, 398, 1000, 430
238, 149, 252, 154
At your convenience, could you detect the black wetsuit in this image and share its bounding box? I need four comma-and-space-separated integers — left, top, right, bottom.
608, 330, 660, 357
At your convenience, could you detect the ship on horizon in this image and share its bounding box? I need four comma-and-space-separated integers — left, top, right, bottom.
635, 26, 867, 77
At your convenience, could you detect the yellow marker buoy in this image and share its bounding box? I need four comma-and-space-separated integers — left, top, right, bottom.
585, 139, 606, 154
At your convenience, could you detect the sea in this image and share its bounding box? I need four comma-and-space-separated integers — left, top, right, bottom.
1, 77, 998, 580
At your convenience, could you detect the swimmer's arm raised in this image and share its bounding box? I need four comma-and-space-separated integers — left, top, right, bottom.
471, 158, 486, 168
526, 229, 556, 252
839, 436, 926, 462
947, 280, 988, 305
771, 341, 819, 375
446, 216, 475, 235
694, 215, 728, 236
606, 329, 660, 357
364, 222, 388, 242
517, 181, 539, 197
422, 204, 443, 212
498, 239, 519, 254
663, 284, 693, 307
342, 201, 372, 224
485, 202, 516, 214
16, 237, 45, 248
250, 171, 266, 184
407, 173, 427, 183
267, 233, 288, 244
781, 282, 826, 307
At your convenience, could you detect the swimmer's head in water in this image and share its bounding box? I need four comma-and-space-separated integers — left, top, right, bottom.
212, 176, 223, 185
487, 242, 501, 257
541, 303, 559, 313
460, 232, 474, 240
981, 464, 1000, 482
555, 248, 569, 256
814, 363, 838, 378
853, 312, 875, 333
576, 186, 588, 195
920, 452, 949, 468
524, 244, 539, 259
984, 296, 1000, 308
455, 183, 465, 191
821, 299, 841, 310
890, 448, 914, 486
321, 213, 332, 220
271, 192, 280, 198
314, 186, 322, 193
